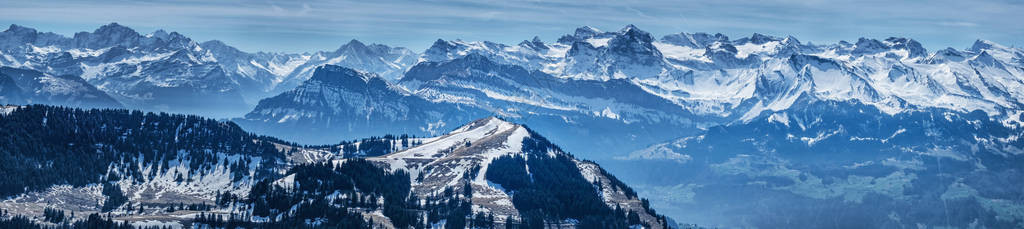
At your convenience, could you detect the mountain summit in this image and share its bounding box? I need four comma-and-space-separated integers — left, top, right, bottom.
367, 117, 668, 227
236, 65, 489, 143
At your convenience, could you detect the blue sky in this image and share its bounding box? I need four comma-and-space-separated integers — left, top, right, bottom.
1, 0, 1021, 53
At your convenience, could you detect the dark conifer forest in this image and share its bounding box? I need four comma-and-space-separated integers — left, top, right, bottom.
0, 105, 284, 197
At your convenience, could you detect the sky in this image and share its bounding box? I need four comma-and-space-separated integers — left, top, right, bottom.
1, 0, 1021, 53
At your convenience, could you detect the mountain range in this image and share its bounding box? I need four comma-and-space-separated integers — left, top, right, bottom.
1, 23, 1023, 228
0, 23, 418, 118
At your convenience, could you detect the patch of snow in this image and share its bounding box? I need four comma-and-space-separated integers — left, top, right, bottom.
585, 38, 612, 47
599, 107, 620, 119
131, 220, 183, 228
734, 41, 780, 58
768, 112, 790, 126
653, 42, 709, 62
0, 106, 19, 115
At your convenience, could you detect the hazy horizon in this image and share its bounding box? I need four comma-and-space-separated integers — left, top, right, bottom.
2, 0, 1021, 53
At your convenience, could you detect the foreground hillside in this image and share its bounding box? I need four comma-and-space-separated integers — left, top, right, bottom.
0, 105, 669, 228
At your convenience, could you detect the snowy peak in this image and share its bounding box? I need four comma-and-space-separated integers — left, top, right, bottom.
518, 36, 548, 51
306, 64, 386, 90
445, 52, 496, 67
619, 24, 641, 33
340, 39, 368, 51
927, 47, 968, 63
372, 116, 533, 199
0, 24, 40, 48
333, 39, 414, 64
736, 33, 782, 45
884, 37, 927, 58
4, 24, 37, 35
970, 51, 1003, 67
72, 22, 143, 49
148, 29, 170, 40
373, 116, 531, 169
422, 38, 457, 61
970, 39, 1004, 52
562, 25, 672, 79
199, 39, 245, 57
577, 25, 603, 36
92, 22, 138, 37
750, 33, 778, 44
402, 53, 513, 83
236, 61, 486, 144
450, 117, 521, 138
419, 38, 518, 66
968, 39, 1022, 64
429, 38, 454, 50
336, 39, 381, 58
660, 32, 729, 48
850, 37, 927, 58
607, 24, 662, 58
0, 24, 67, 49
531, 36, 544, 44
63, 22, 196, 50
851, 38, 889, 55
557, 26, 607, 44
380, 116, 526, 161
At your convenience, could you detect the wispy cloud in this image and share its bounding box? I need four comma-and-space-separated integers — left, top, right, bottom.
937, 21, 979, 27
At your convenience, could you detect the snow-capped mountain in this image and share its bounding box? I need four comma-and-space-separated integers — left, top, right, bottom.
240, 25, 1024, 160
0, 66, 121, 108
239, 54, 698, 158
419, 25, 1024, 122
0, 23, 419, 117
235, 65, 489, 144
0, 23, 249, 117
419, 25, 682, 81
406, 25, 1024, 154
401, 53, 698, 155
367, 117, 668, 228
0, 105, 669, 228
401, 53, 686, 122
199, 38, 418, 100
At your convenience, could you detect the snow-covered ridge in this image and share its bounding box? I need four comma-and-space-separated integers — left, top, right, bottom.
235, 64, 491, 144
5, 22, 1022, 122
344, 117, 664, 227
372, 117, 522, 186
418, 25, 1024, 121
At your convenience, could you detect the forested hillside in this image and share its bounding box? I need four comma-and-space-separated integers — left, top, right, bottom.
0, 105, 283, 197
0, 105, 669, 228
